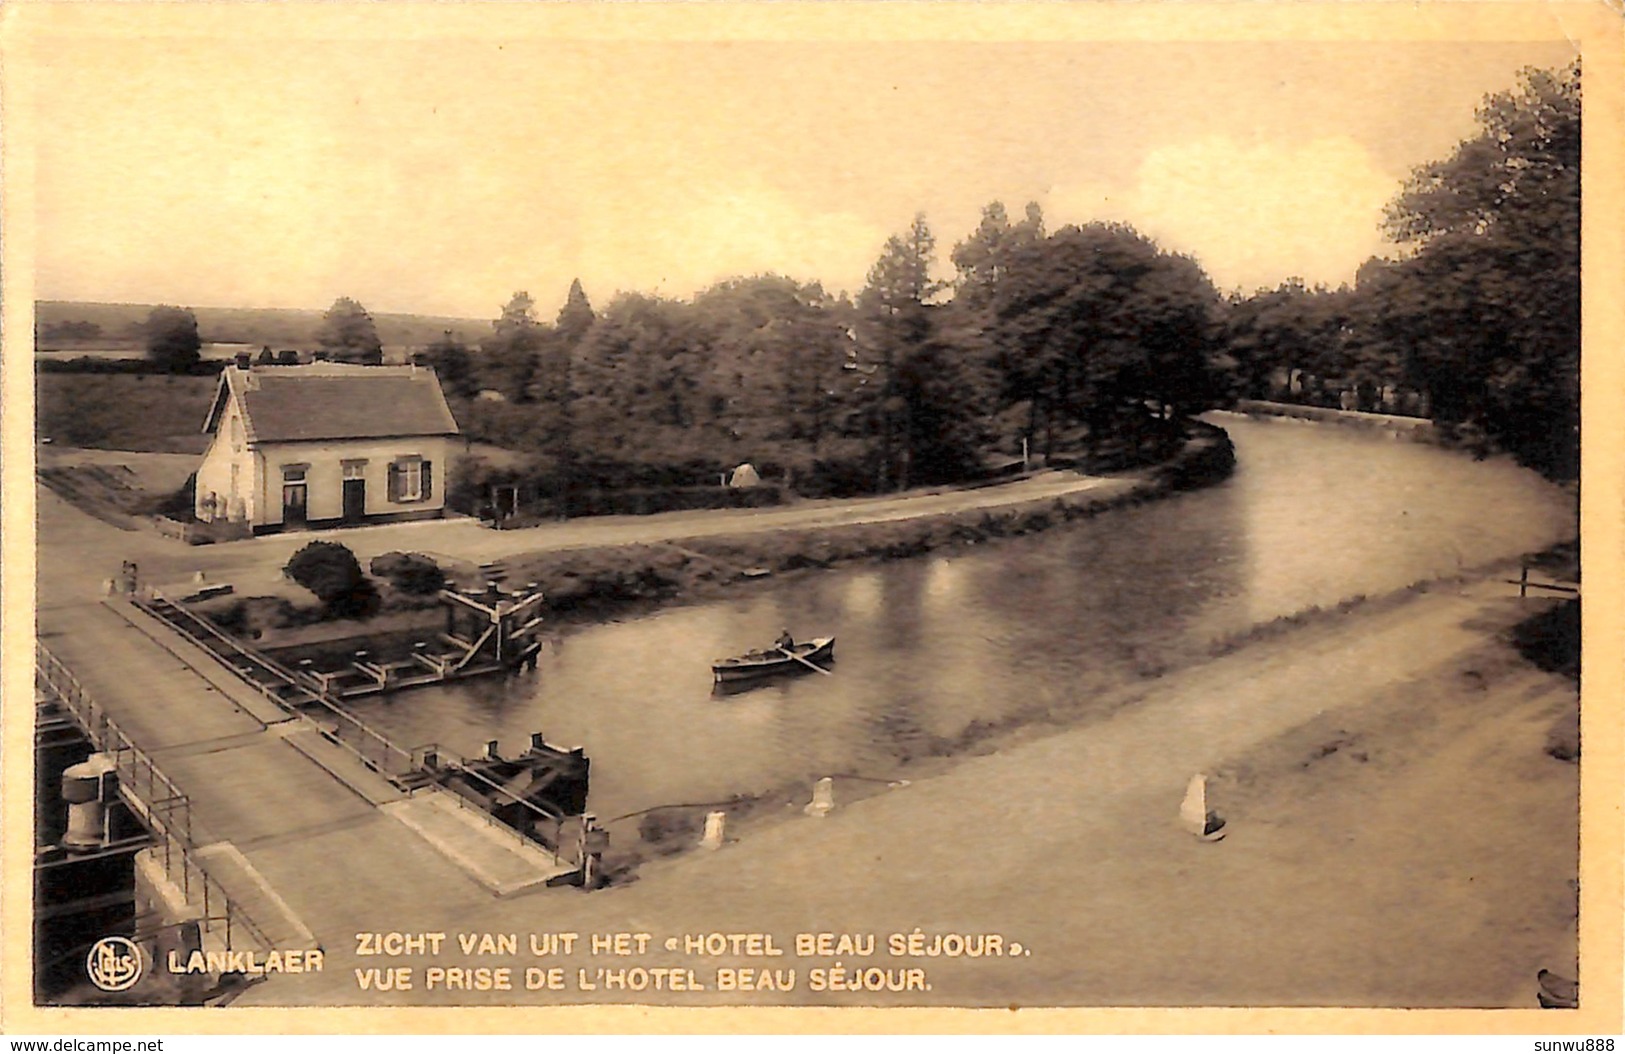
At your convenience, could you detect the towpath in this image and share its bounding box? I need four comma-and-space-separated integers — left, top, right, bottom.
192, 579, 1574, 1011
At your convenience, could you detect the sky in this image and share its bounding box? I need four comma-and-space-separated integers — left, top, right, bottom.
25, 24, 1577, 321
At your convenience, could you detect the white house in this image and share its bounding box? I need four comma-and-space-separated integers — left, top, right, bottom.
195, 362, 461, 533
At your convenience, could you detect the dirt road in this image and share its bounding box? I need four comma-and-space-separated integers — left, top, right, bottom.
34, 445, 1135, 602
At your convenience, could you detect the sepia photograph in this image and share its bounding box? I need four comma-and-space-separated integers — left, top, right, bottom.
3, 0, 1619, 1036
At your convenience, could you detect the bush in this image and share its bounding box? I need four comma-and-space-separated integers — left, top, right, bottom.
327, 579, 382, 620
284, 541, 380, 618
1510, 598, 1579, 680
205, 595, 307, 638
370, 551, 447, 595
769, 446, 886, 499
540, 484, 783, 519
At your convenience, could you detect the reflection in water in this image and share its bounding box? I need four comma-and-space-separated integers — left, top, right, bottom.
921, 556, 965, 610
345, 417, 1573, 820
842, 573, 883, 618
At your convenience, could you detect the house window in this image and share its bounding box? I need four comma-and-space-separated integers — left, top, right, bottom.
388, 457, 433, 503
281, 464, 309, 523
342, 460, 367, 480
398, 461, 423, 501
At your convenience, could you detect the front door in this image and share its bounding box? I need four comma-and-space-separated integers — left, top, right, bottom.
282, 483, 308, 527
343, 478, 366, 523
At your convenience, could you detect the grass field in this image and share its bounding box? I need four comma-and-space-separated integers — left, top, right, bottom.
37, 372, 217, 452
37, 300, 486, 349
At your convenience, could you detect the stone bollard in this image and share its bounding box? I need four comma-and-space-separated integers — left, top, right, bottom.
577, 814, 608, 891
804, 776, 836, 818
700, 811, 727, 850
1179, 773, 1226, 842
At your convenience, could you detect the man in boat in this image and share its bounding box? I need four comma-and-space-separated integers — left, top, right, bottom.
776, 628, 795, 652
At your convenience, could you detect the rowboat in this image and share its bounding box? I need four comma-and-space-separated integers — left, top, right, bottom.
712, 636, 835, 683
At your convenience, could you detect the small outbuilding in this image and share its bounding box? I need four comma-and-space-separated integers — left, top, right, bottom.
195, 362, 460, 533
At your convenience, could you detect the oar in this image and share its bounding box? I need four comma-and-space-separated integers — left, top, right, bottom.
778, 646, 834, 676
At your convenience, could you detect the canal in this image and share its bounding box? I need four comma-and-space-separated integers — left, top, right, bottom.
344, 415, 1575, 823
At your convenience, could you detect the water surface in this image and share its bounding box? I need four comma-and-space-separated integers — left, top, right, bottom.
345, 416, 1574, 820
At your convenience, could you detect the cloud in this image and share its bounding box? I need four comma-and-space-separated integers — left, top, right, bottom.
575, 172, 886, 300
1046, 135, 1396, 293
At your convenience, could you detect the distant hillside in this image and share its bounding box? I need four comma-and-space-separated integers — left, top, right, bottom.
36, 301, 489, 349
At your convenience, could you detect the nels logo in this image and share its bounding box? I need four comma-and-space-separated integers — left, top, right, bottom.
86, 936, 144, 993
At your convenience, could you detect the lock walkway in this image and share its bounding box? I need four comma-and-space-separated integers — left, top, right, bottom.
37, 597, 578, 960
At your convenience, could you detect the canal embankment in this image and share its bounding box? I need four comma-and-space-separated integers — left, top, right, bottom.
1231, 399, 1439, 440
496, 421, 1235, 621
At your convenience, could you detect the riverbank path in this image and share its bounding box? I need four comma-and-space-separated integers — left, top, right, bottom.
35, 450, 1136, 607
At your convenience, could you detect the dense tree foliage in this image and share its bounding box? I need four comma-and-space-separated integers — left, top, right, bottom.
452, 211, 1231, 505
987, 221, 1226, 461
1385, 61, 1579, 478
416, 332, 477, 398
1220, 62, 1579, 479
316, 297, 384, 365
143, 305, 202, 372
481, 292, 546, 401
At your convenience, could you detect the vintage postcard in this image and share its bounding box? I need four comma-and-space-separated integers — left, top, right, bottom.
3, 0, 1621, 1037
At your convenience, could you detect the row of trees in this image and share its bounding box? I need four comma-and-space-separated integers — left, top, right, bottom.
142, 298, 386, 371
429, 205, 1230, 496
38, 319, 104, 342
1225, 62, 1578, 480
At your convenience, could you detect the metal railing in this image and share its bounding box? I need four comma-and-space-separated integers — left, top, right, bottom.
439, 759, 573, 860
312, 702, 423, 783
114, 598, 576, 861
36, 642, 278, 955
131, 594, 423, 786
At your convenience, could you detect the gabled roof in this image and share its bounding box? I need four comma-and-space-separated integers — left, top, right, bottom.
204, 363, 461, 444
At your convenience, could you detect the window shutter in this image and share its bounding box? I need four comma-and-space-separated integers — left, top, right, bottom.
388, 462, 401, 502
422, 461, 433, 501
